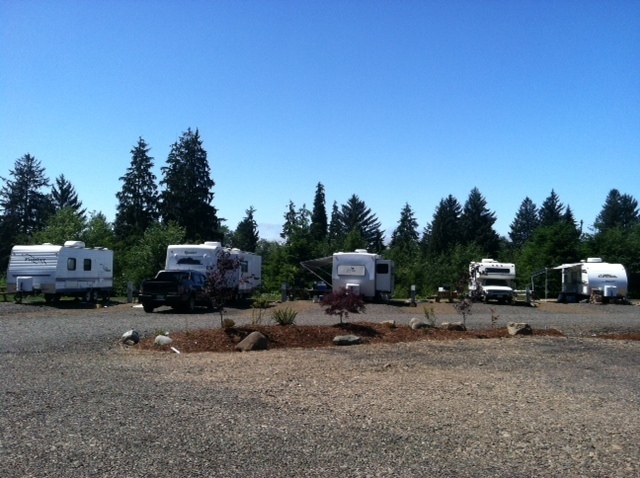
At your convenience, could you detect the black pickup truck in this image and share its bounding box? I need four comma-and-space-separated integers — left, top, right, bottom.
138, 270, 211, 313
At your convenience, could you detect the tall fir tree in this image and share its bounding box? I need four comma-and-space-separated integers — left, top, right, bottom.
338, 194, 384, 253
159, 128, 221, 242
115, 137, 159, 241
509, 197, 540, 248
422, 195, 462, 256
388, 203, 421, 296
538, 189, 564, 227
459, 187, 500, 257
51, 174, 86, 220
310, 182, 328, 243
233, 206, 259, 252
327, 201, 343, 251
593, 189, 640, 233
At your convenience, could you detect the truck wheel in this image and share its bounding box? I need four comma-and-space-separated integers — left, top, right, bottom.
143, 303, 154, 313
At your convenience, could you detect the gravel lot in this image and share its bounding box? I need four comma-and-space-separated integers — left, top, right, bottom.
1, 299, 639, 477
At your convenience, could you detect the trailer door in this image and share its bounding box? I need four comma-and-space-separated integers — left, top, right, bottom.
375, 260, 393, 294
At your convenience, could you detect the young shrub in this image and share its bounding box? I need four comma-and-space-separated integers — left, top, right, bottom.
272, 307, 298, 326
320, 287, 366, 324
422, 305, 436, 328
204, 250, 242, 328
222, 318, 235, 329
453, 297, 473, 328
490, 307, 500, 328
250, 296, 272, 325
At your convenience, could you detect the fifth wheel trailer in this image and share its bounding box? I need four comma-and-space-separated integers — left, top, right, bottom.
165, 242, 261, 296
6, 241, 113, 303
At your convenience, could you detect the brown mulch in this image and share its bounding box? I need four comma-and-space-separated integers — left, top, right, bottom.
137, 322, 567, 354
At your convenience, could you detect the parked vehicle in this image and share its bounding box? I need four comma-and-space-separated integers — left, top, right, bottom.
165, 242, 261, 297
301, 249, 394, 300
6, 241, 113, 303
553, 258, 628, 303
469, 259, 516, 304
138, 270, 211, 313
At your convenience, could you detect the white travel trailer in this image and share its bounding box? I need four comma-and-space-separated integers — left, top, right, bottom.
301, 249, 394, 300
554, 258, 627, 303
165, 242, 261, 296
6, 241, 113, 303
469, 259, 517, 303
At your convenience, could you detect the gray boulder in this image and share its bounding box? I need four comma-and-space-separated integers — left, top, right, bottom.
121, 329, 140, 345
154, 335, 173, 346
236, 331, 268, 351
508, 322, 533, 336
440, 322, 467, 331
333, 335, 362, 346
409, 317, 429, 330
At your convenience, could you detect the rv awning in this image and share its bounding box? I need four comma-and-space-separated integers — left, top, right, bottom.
553, 263, 583, 270
300, 256, 333, 285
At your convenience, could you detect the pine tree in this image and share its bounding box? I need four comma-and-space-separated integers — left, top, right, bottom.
233, 206, 259, 252
593, 189, 640, 233
310, 182, 328, 243
422, 195, 462, 256
159, 128, 221, 242
509, 197, 540, 248
538, 189, 564, 227
389, 203, 420, 252
338, 194, 384, 252
328, 201, 343, 251
51, 174, 86, 220
459, 187, 500, 257
388, 203, 421, 296
115, 137, 159, 240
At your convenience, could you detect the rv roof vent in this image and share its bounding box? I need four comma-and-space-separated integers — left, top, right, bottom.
481, 258, 495, 263
204, 241, 222, 247
354, 249, 368, 253
231, 248, 241, 252
64, 241, 85, 248
586, 258, 603, 263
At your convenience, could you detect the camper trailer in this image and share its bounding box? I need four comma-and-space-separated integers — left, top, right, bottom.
7, 241, 113, 303
301, 249, 394, 300
554, 258, 627, 303
469, 259, 516, 303
165, 242, 261, 296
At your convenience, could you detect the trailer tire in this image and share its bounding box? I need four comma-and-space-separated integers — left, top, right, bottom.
143, 303, 154, 313
90, 289, 99, 303
44, 294, 54, 303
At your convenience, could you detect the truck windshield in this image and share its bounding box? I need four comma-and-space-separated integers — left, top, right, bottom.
157, 272, 190, 281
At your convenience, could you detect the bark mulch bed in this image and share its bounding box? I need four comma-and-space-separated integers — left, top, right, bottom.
138, 322, 567, 354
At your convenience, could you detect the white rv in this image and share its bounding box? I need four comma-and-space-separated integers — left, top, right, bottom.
469, 259, 516, 303
7, 241, 113, 303
165, 242, 261, 296
554, 258, 627, 303
301, 249, 394, 300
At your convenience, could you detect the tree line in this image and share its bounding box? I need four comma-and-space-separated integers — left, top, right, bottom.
2, 127, 639, 298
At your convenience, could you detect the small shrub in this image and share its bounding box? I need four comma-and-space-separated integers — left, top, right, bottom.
222, 318, 235, 329
320, 287, 366, 324
453, 298, 473, 327
250, 296, 272, 325
490, 307, 500, 328
272, 307, 297, 326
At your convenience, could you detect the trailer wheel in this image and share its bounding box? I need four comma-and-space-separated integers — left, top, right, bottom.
90, 289, 99, 303
44, 294, 54, 303
143, 303, 154, 313
83, 290, 92, 303
14, 292, 22, 304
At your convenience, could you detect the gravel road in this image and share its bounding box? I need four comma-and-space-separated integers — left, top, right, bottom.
1, 300, 639, 477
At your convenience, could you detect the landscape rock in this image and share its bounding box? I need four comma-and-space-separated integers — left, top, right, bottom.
121, 329, 140, 345
236, 331, 268, 351
154, 335, 173, 346
508, 322, 533, 336
333, 335, 362, 346
440, 322, 467, 331
409, 317, 429, 330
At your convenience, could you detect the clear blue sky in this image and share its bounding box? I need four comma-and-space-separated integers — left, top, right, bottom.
2, 0, 638, 242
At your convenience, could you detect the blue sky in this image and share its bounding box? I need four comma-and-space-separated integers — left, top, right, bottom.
1, 0, 638, 242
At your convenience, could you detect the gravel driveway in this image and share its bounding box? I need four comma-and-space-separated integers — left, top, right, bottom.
1, 300, 639, 477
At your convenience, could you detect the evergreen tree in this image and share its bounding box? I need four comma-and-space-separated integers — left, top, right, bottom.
233, 206, 259, 252
310, 182, 328, 243
51, 174, 86, 220
593, 189, 640, 233
114, 137, 159, 240
32, 207, 86, 246
459, 187, 500, 257
422, 195, 462, 256
279, 201, 315, 289
328, 201, 343, 251
538, 189, 564, 227
338, 194, 384, 252
388, 203, 421, 296
159, 128, 220, 242
509, 197, 540, 248
83, 211, 115, 250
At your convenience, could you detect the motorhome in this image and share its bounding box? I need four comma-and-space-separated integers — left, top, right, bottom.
6, 241, 113, 303
469, 259, 516, 303
554, 258, 627, 303
165, 242, 261, 296
301, 249, 394, 300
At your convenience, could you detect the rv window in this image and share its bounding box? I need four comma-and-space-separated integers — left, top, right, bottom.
67, 258, 76, 271
241, 261, 248, 273
376, 263, 389, 274
177, 257, 202, 265
84, 259, 92, 271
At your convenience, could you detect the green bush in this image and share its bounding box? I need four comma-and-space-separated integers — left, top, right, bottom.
272, 307, 297, 326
